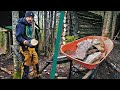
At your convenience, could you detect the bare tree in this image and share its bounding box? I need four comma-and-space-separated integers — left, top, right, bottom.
50, 11, 53, 54
44, 11, 47, 56
102, 11, 113, 37
111, 11, 117, 39
12, 11, 21, 79
53, 11, 57, 50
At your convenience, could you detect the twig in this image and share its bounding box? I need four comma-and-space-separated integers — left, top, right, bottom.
106, 57, 120, 73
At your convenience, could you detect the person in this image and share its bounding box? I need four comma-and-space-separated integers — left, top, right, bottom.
16, 11, 40, 79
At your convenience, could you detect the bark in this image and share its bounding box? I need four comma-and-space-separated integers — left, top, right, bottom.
38, 11, 43, 52
9, 32, 11, 53
111, 11, 117, 39
50, 11, 53, 54
32, 21, 35, 38
44, 11, 47, 56
53, 11, 57, 50
12, 11, 21, 79
70, 11, 80, 36
3, 31, 7, 54
102, 11, 113, 37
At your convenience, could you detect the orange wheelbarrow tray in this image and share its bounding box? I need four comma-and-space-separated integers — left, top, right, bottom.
60, 36, 114, 69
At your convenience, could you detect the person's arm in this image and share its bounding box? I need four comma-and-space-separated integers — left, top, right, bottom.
16, 24, 26, 44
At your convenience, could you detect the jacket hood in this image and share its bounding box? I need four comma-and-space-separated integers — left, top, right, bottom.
18, 18, 31, 26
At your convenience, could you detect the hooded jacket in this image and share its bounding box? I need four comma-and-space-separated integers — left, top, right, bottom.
16, 18, 33, 50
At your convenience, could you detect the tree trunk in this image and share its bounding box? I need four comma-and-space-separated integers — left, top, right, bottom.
53, 11, 57, 50
62, 11, 67, 45
39, 11, 44, 53
50, 11, 53, 55
42, 11, 44, 30
38, 11, 40, 26
44, 11, 47, 56
66, 11, 71, 36
9, 31, 12, 53
69, 11, 79, 37
111, 11, 117, 39
46, 11, 51, 57
3, 31, 7, 54
102, 11, 113, 37
32, 21, 35, 38
38, 11, 43, 53
12, 11, 21, 79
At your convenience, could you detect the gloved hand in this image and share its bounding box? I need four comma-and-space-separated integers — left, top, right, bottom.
23, 40, 33, 47
23, 40, 29, 45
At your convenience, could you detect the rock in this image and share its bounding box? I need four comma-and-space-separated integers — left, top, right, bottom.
55, 73, 58, 77
57, 77, 67, 79
0, 76, 4, 79
71, 39, 93, 60
92, 39, 101, 45
84, 52, 102, 64
58, 69, 64, 73
47, 72, 50, 75
94, 45, 104, 52
87, 49, 99, 55
6, 65, 14, 71
43, 69, 47, 72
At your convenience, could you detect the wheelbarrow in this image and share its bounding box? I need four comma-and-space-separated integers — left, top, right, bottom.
60, 36, 114, 79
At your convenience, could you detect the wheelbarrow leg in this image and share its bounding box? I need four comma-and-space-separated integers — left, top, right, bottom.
39, 62, 51, 74
68, 60, 73, 79
89, 66, 99, 79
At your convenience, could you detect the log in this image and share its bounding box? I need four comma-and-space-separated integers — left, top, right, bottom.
82, 70, 94, 79
76, 11, 102, 20
0, 67, 12, 74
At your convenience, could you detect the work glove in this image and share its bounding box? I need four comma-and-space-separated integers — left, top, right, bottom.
23, 40, 33, 47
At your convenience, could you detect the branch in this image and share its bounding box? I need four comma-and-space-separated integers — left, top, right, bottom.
0, 67, 12, 75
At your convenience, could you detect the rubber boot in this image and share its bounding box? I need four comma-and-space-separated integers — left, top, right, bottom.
22, 65, 29, 79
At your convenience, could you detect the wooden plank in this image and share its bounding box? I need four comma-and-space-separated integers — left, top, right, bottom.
76, 11, 102, 20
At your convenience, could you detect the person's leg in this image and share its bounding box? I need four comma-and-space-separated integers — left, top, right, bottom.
20, 49, 31, 79
35, 63, 39, 74
22, 64, 29, 79
32, 48, 40, 78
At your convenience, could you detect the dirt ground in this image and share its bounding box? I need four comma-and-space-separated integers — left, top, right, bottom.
0, 40, 120, 79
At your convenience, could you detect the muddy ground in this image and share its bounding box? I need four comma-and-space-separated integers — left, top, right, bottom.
0, 40, 120, 79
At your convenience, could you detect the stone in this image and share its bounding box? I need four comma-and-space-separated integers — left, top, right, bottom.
84, 52, 102, 64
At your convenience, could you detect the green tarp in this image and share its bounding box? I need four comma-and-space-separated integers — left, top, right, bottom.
4, 26, 12, 31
